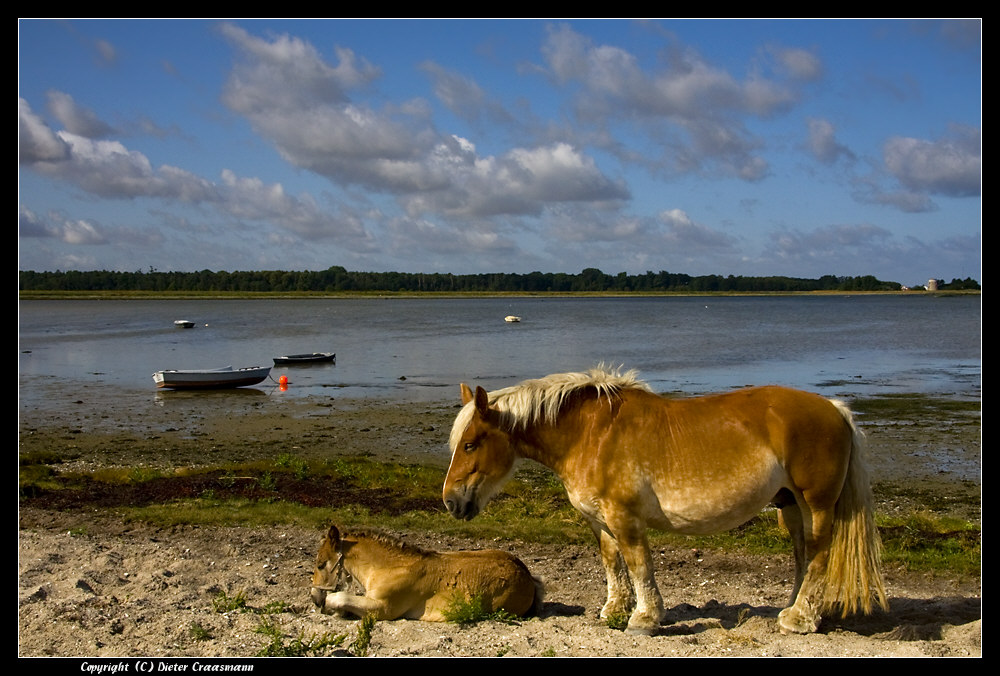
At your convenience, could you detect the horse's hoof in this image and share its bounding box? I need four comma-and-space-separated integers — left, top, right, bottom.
777, 607, 820, 634
624, 613, 660, 636
625, 622, 659, 636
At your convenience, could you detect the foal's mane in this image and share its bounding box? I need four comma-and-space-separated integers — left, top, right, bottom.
450, 366, 651, 451
338, 528, 431, 558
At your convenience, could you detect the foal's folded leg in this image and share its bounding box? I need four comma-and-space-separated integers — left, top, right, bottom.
322, 591, 391, 620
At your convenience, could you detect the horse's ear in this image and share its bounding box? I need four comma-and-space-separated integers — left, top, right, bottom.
327, 525, 340, 545
460, 383, 474, 405
474, 385, 490, 415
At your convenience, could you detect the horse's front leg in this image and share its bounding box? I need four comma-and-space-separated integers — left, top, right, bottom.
589, 523, 633, 620
606, 517, 664, 635
320, 591, 392, 620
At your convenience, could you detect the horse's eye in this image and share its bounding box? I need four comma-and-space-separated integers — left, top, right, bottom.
464, 442, 476, 453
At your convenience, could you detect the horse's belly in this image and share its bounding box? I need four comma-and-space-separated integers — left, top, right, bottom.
565, 455, 786, 535
650, 500, 764, 534
648, 466, 785, 534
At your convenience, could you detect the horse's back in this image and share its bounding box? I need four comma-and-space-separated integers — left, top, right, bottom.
694, 385, 854, 470
619, 385, 851, 458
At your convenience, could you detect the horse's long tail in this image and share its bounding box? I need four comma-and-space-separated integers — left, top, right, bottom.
821, 400, 889, 617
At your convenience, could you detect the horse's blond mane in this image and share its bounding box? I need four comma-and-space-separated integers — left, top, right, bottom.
449, 366, 651, 452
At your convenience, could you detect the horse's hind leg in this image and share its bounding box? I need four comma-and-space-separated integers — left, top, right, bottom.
777, 504, 834, 634
778, 501, 806, 604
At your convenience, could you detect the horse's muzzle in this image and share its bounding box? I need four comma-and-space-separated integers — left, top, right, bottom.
444, 495, 479, 521
310, 587, 327, 609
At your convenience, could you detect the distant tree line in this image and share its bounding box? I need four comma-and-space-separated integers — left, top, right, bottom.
18, 266, 979, 294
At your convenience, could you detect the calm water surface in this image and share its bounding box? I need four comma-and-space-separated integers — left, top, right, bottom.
18, 295, 981, 414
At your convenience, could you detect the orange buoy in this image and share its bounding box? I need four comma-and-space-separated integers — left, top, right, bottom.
278, 374, 288, 386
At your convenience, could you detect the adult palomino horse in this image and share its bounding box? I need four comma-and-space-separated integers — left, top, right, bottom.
443, 367, 888, 635
310, 525, 543, 621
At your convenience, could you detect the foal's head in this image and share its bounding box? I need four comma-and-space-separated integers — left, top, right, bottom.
443, 383, 517, 521
310, 525, 344, 609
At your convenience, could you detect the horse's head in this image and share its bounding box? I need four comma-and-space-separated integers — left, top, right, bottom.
443, 383, 517, 521
310, 525, 344, 610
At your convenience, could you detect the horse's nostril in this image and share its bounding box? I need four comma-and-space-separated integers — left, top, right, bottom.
445, 498, 468, 519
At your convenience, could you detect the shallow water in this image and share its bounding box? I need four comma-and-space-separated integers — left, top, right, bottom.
18, 295, 981, 414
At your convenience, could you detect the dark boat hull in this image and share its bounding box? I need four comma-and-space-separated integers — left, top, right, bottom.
272, 352, 336, 365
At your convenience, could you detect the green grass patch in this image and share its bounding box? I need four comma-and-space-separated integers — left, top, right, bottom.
852, 394, 980, 425
19, 449, 77, 466
441, 592, 523, 625
254, 617, 347, 657
348, 614, 377, 657
212, 589, 250, 613
604, 612, 630, 631
206, 587, 354, 656
18, 463, 61, 496
19, 448, 81, 496
879, 512, 980, 576
188, 622, 213, 642
124, 497, 333, 529
275, 453, 310, 480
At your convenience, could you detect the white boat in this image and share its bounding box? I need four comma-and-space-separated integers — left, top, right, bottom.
504, 315, 521, 322
174, 320, 195, 328
152, 365, 271, 389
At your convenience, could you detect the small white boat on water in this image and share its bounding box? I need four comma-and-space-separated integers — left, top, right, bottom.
504, 315, 521, 323
152, 365, 271, 390
174, 320, 195, 328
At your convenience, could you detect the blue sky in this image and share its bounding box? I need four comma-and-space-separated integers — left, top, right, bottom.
18, 19, 981, 286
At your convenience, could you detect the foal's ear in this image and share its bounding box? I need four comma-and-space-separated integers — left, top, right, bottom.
460, 383, 474, 405
327, 525, 341, 545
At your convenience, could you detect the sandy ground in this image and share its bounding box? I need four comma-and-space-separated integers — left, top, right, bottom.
18, 390, 981, 658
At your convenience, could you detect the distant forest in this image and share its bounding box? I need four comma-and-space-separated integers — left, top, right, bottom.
18, 267, 981, 294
